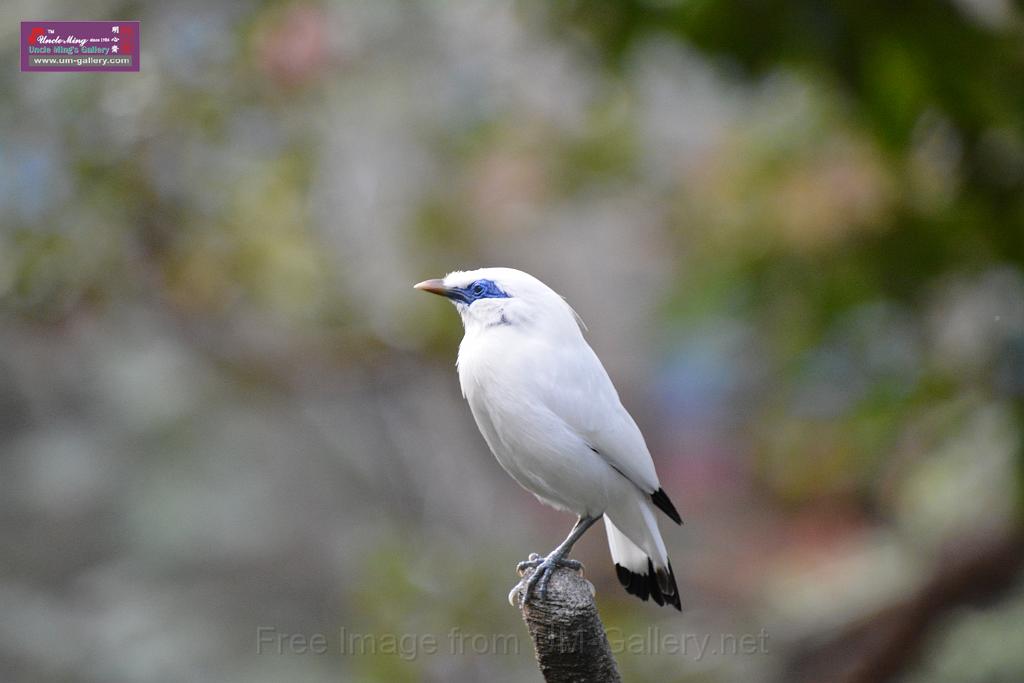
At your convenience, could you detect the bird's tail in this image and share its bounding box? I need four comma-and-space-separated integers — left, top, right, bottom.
604, 500, 681, 610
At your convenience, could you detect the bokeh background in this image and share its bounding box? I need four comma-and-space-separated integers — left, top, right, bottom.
4, 1, 1024, 681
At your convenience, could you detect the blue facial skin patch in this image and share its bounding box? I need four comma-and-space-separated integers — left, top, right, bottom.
446, 279, 510, 305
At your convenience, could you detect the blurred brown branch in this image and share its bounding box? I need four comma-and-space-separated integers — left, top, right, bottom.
513, 565, 622, 683
790, 528, 1024, 683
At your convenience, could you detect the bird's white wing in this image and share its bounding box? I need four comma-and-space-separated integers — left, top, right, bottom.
534, 337, 661, 494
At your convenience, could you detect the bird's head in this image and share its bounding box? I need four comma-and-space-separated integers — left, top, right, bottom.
414, 267, 583, 336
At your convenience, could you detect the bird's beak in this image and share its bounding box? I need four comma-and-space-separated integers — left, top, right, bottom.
413, 278, 451, 298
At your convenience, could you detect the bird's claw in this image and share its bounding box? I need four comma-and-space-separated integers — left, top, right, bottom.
508, 554, 584, 607
516, 553, 544, 576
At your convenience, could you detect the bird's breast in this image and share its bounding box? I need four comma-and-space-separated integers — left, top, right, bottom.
458, 326, 524, 392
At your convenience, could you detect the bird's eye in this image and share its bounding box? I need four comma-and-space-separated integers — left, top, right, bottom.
471, 283, 485, 295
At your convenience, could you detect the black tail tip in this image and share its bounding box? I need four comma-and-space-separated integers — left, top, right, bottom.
614, 560, 682, 611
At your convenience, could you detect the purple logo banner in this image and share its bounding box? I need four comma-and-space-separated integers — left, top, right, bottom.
21, 21, 139, 72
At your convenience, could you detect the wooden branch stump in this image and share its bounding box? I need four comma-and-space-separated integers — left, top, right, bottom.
512, 564, 622, 683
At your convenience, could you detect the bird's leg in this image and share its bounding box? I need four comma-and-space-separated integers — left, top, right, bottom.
509, 516, 599, 606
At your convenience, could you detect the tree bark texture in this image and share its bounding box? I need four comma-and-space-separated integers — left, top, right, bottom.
513, 564, 623, 683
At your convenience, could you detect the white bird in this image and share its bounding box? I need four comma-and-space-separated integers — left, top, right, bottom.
415, 267, 681, 610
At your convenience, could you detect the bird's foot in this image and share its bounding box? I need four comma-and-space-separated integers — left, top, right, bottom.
515, 553, 543, 575
508, 552, 583, 607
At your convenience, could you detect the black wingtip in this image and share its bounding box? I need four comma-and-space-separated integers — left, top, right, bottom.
651, 488, 682, 525
614, 561, 681, 611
